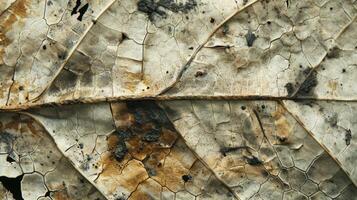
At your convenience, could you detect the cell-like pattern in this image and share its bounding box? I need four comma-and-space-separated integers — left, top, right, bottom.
1, 0, 356, 110
0, 113, 105, 199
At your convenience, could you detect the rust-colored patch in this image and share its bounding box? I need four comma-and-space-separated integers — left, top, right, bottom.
0, 0, 28, 61
52, 190, 70, 200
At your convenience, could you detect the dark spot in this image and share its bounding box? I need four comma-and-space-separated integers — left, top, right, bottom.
210, 17, 215, 23
241, 106, 246, 110
267, 21, 271, 25
261, 105, 265, 109
245, 156, 262, 166
0, 175, 24, 200
79, 143, 84, 149
114, 140, 128, 161
326, 46, 341, 59
137, 0, 197, 22
71, 0, 89, 21
285, 82, 295, 96
326, 114, 338, 127
295, 69, 318, 97
330, 7, 333, 11
143, 128, 161, 142
77, 3, 89, 21
182, 174, 192, 182
345, 129, 352, 146
18, 86, 23, 91
342, 69, 346, 73
57, 52, 67, 60
42, 45, 47, 50
44, 191, 51, 197
188, 47, 194, 50
71, 0, 81, 16
194, 70, 206, 78
278, 136, 288, 143
245, 30, 256, 47
220, 146, 247, 156
6, 155, 15, 163
115, 129, 132, 140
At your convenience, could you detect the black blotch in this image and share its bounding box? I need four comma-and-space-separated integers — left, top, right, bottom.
71, 0, 81, 15
114, 140, 128, 161
182, 174, 192, 182
77, 3, 89, 21
278, 136, 288, 143
210, 17, 215, 23
220, 146, 247, 157
194, 70, 206, 78
326, 46, 341, 59
285, 82, 295, 96
57, 51, 67, 60
241, 106, 246, 110
113, 101, 175, 161
295, 68, 318, 97
137, 0, 197, 22
44, 191, 51, 197
245, 156, 262, 166
345, 129, 352, 146
245, 30, 256, 47
342, 69, 346, 73
42, 45, 47, 50
6, 155, 15, 163
0, 175, 24, 200
71, 0, 89, 21
143, 128, 161, 142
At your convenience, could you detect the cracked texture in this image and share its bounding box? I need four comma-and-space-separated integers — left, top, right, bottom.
1, 0, 356, 110
0, 0, 357, 199
0, 113, 105, 200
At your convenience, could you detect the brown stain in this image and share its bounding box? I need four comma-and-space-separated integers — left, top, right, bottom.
127, 135, 153, 160
0, 0, 28, 61
272, 106, 292, 143
52, 191, 70, 200
129, 179, 161, 200
111, 103, 135, 128
160, 128, 178, 147
98, 152, 126, 180
122, 72, 144, 92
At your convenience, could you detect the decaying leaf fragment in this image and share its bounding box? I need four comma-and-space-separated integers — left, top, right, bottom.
161, 100, 357, 199
0, 113, 105, 200
0, 0, 357, 199
27, 102, 236, 199
1, 0, 356, 110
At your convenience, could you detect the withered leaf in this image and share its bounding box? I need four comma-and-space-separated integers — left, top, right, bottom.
0, 0, 357, 199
